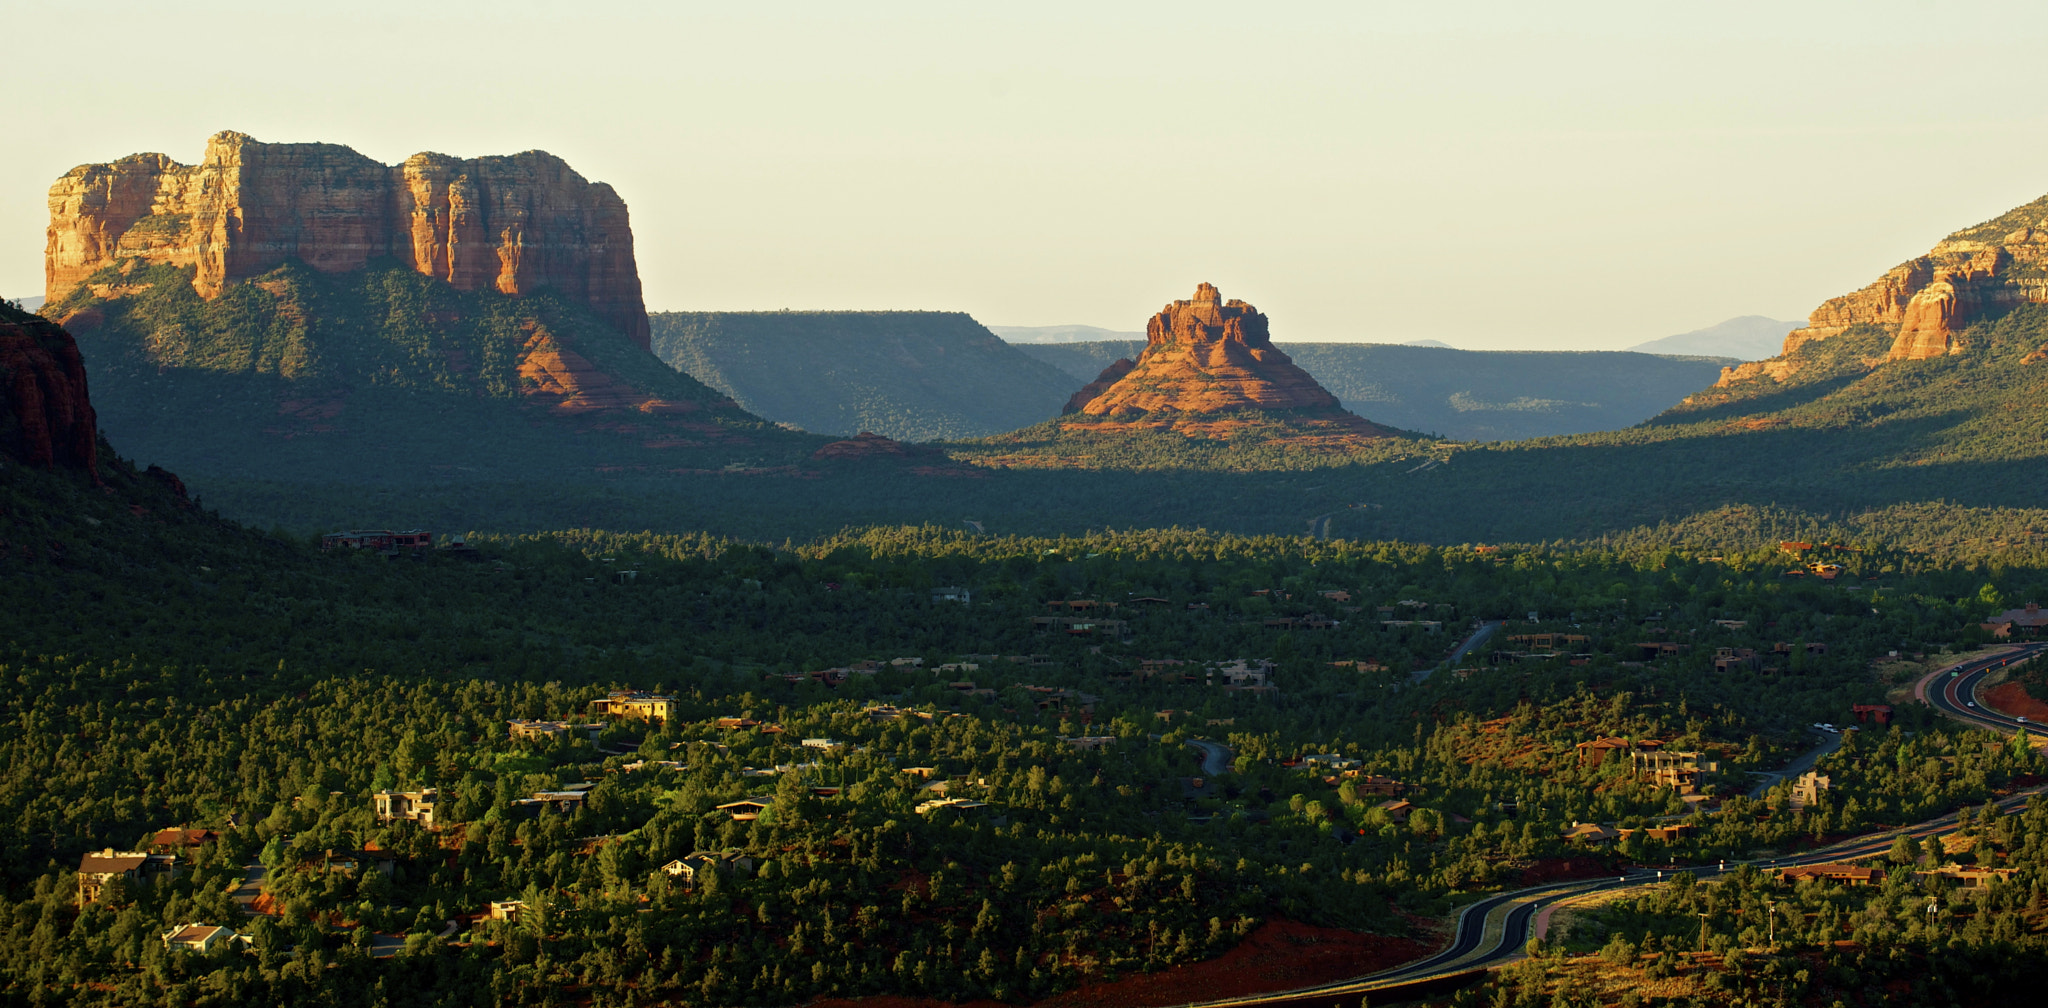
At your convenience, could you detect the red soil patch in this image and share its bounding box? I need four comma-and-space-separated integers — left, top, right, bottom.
1983, 682, 2048, 722
803, 919, 1432, 1008
1516, 857, 1612, 887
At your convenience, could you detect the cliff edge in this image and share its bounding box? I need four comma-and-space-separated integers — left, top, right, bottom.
46, 131, 649, 348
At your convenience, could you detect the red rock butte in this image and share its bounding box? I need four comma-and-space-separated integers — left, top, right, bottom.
45, 131, 650, 349
1063, 283, 1394, 437
1715, 190, 2048, 387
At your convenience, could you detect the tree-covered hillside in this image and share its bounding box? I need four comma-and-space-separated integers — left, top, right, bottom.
49, 260, 818, 485
6, 448, 2048, 1006
649, 311, 1082, 441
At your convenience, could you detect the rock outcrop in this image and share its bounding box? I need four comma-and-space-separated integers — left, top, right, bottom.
1724, 194, 2048, 386
0, 308, 98, 472
46, 131, 649, 347
1061, 284, 1394, 438
1063, 358, 1134, 413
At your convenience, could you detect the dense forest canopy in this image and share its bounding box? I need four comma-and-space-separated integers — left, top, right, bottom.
5, 450, 2048, 1005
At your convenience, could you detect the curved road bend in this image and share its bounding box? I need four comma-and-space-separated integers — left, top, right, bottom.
1189, 740, 1234, 777
1170, 643, 2048, 1007
1412, 620, 1507, 685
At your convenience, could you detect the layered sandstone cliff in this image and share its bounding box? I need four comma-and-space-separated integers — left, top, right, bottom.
0, 308, 98, 472
1719, 194, 2048, 388
46, 131, 649, 348
1062, 284, 1392, 437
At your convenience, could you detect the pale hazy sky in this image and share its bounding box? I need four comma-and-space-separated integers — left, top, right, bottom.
13, 1, 2048, 350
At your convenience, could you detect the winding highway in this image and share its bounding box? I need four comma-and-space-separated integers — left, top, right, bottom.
1171, 641, 2048, 1008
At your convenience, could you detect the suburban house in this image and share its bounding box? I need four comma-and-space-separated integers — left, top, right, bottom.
800, 738, 848, 752
1983, 602, 2048, 637
149, 828, 219, 856
162, 924, 237, 953
659, 850, 755, 887
1914, 865, 2019, 889
915, 797, 991, 816
310, 848, 397, 876
1350, 774, 1408, 797
1789, 771, 1830, 813
716, 797, 774, 821
1629, 749, 1715, 795
320, 529, 433, 555
372, 789, 441, 828
488, 900, 527, 922
1778, 863, 1883, 886
77, 849, 180, 902
1850, 704, 1893, 725
1562, 822, 1621, 844
509, 719, 603, 743
588, 691, 677, 724
1373, 799, 1416, 823
514, 785, 594, 817
1058, 736, 1118, 751
1574, 737, 1632, 766
1618, 823, 1696, 843
1031, 614, 1132, 639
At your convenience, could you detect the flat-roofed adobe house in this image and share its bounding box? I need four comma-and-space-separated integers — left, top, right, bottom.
1561, 822, 1620, 845
1778, 863, 1883, 886
162, 924, 236, 953
77, 849, 179, 903
373, 789, 440, 828
588, 691, 677, 724
513, 791, 589, 817
488, 900, 527, 922
509, 719, 603, 742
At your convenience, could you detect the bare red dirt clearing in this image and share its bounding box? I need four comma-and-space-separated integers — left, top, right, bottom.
1983, 681, 2048, 721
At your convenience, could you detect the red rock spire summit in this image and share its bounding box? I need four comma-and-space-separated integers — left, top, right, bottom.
1068, 283, 1355, 418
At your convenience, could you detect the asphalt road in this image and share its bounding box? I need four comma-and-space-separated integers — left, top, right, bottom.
1173, 643, 2048, 1007
1412, 620, 1506, 684
1748, 731, 1844, 800
1923, 643, 2048, 732
1189, 739, 1234, 776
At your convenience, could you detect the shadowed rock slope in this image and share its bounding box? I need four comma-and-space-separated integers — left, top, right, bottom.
649, 311, 1079, 440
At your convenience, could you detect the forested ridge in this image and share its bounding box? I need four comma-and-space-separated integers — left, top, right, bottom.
6, 449, 2048, 1005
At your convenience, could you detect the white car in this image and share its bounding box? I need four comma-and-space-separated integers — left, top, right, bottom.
2020, 716, 2030, 724
1967, 701, 1977, 708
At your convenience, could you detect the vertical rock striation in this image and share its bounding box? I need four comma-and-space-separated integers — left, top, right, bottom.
1721, 193, 2048, 387
46, 131, 650, 348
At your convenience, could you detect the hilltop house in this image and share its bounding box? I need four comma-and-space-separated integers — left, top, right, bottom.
1983, 602, 2048, 637
149, 828, 219, 856
716, 797, 774, 821
372, 789, 441, 828
509, 719, 603, 742
162, 924, 237, 953
1778, 864, 1882, 886
659, 850, 754, 888
588, 691, 677, 724
77, 849, 179, 903
1561, 822, 1620, 845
